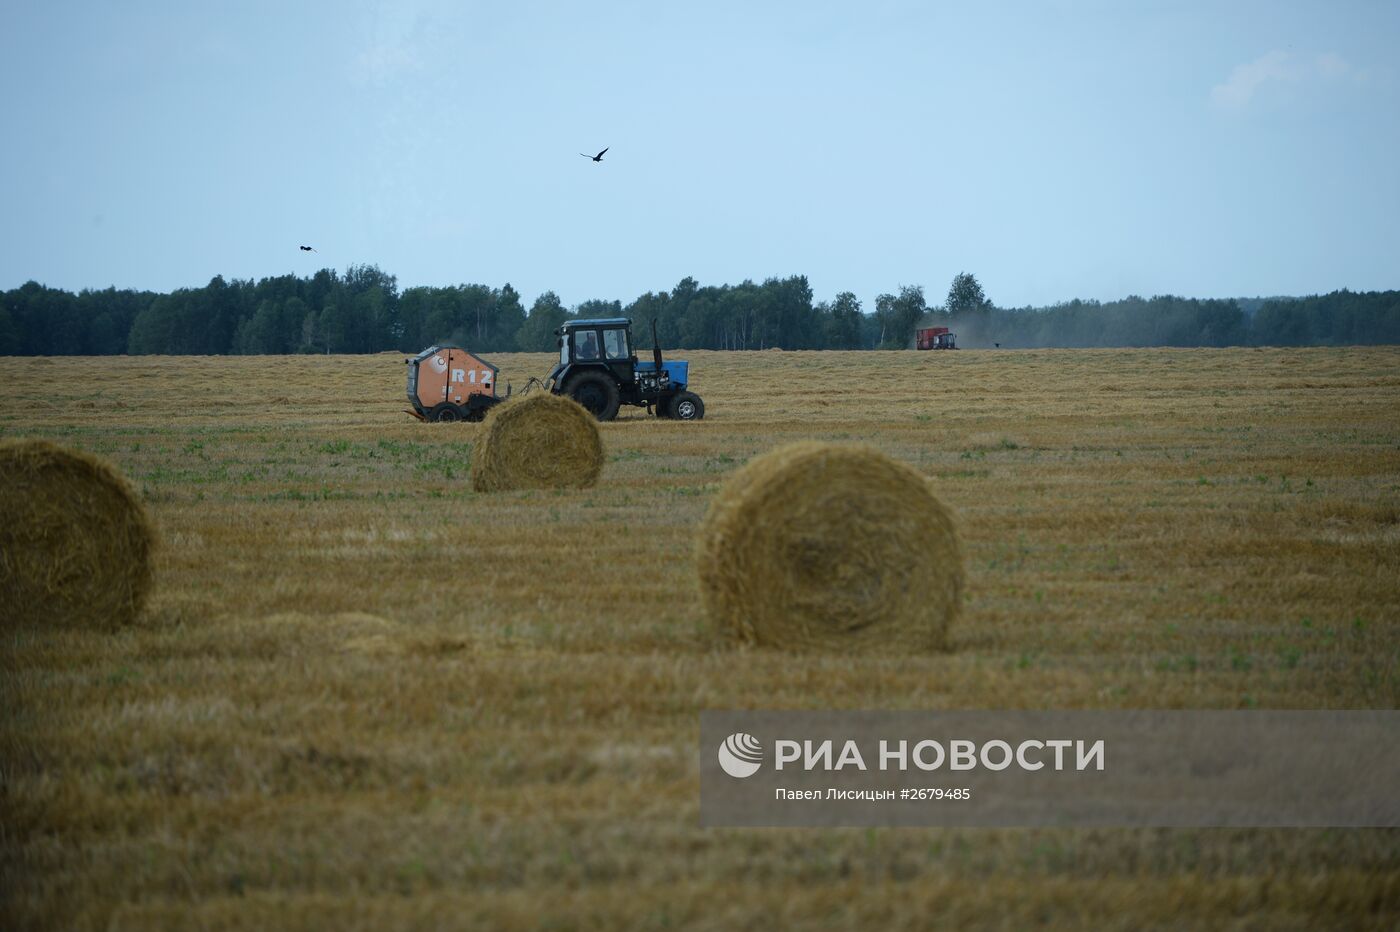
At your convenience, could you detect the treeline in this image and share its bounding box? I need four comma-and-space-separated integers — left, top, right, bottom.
948, 295, 1250, 348
949, 292, 1400, 349
2, 266, 1397, 355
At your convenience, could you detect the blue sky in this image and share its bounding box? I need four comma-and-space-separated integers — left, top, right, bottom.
2, 0, 1396, 311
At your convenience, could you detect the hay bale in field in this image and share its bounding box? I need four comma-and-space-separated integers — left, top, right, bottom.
471, 392, 603, 492
0, 439, 155, 629
696, 442, 963, 652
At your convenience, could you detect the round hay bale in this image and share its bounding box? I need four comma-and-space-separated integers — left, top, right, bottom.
471, 393, 604, 492
696, 442, 963, 652
0, 439, 156, 629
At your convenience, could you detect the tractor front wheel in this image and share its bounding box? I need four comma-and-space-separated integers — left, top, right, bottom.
565, 372, 621, 421
668, 391, 704, 421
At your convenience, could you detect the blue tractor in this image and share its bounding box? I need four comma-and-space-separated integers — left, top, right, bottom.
546, 318, 704, 421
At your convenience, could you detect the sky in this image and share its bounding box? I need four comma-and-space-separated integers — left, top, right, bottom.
1, 0, 1397, 312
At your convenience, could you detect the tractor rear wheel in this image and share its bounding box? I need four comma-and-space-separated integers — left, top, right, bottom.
431, 404, 463, 423
668, 391, 704, 421
565, 372, 621, 421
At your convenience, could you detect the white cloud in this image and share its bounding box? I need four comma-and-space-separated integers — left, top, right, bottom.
1210, 50, 1356, 110
351, 0, 445, 87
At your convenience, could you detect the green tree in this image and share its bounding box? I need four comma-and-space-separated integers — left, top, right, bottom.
1251, 300, 1311, 346
234, 301, 283, 354
298, 308, 321, 353
495, 284, 526, 351
625, 291, 673, 347
352, 285, 390, 351
0, 304, 19, 354
761, 275, 816, 349
76, 287, 150, 354
515, 291, 569, 351
10, 282, 82, 354
201, 275, 243, 353
278, 297, 309, 352
716, 281, 763, 349
678, 289, 722, 349
575, 298, 623, 319
823, 291, 863, 349
875, 285, 926, 348
128, 294, 188, 354
666, 278, 700, 346
448, 284, 512, 351
397, 288, 431, 350
460, 285, 495, 348
946, 272, 991, 315
318, 303, 351, 353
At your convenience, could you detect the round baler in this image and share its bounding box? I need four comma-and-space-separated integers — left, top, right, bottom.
405, 345, 504, 422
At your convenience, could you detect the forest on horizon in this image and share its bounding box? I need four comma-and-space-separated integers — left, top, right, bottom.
3, 267, 1397, 357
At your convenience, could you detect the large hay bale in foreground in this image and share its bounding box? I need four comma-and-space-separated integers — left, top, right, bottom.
471, 393, 604, 492
696, 442, 963, 652
0, 439, 155, 629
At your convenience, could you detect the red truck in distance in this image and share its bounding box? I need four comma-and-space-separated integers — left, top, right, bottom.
916, 326, 957, 350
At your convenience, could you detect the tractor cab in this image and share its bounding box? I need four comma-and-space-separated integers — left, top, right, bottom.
548, 318, 636, 391
546, 318, 703, 422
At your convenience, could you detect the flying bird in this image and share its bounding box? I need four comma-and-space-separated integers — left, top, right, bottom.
580, 147, 608, 162
299, 245, 316, 252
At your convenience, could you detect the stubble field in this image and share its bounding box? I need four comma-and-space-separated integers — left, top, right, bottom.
3, 347, 1399, 929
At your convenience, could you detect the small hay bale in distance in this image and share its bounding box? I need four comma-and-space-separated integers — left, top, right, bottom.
696, 442, 963, 653
0, 439, 156, 629
471, 392, 604, 492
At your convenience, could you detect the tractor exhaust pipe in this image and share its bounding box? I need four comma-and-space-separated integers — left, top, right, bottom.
651, 318, 663, 372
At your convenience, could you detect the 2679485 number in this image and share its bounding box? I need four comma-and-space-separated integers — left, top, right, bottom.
911, 788, 970, 801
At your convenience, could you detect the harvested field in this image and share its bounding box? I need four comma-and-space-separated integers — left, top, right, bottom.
2, 347, 1399, 929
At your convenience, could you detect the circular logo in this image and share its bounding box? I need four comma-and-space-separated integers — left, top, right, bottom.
430, 355, 448, 373
717, 732, 763, 778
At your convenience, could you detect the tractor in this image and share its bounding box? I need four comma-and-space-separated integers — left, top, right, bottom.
547, 318, 704, 421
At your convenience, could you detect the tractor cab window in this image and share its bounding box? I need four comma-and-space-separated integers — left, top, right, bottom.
603, 328, 629, 360
573, 330, 601, 360
559, 338, 568, 366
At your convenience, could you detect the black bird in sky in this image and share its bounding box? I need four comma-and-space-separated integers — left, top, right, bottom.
299, 245, 316, 252
580, 147, 608, 162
